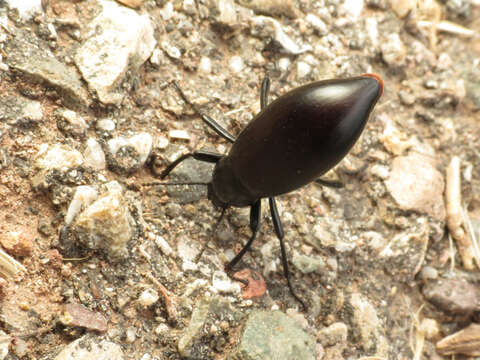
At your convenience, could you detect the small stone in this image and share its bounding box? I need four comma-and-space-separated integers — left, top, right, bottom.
107, 133, 153, 173
55, 335, 124, 360
237, 0, 299, 18
305, 14, 327, 35
55, 109, 87, 138
34, 144, 84, 171
436, 53, 452, 71
115, 0, 144, 8
199, 57, 212, 73
398, 90, 415, 106
389, 0, 416, 18
60, 303, 108, 333
212, 271, 241, 294
96, 119, 116, 132
349, 293, 388, 354
0, 330, 9, 359
249, 16, 311, 55
168, 130, 190, 141
229, 56, 244, 73
178, 298, 242, 358
73, 182, 135, 259
11, 337, 28, 358
0, 230, 33, 257
385, 154, 445, 221
4, 0, 42, 20
84, 138, 106, 170
209, 0, 237, 27
74, 0, 156, 104
233, 268, 267, 299
154, 323, 169, 336
381, 33, 407, 67
5, 29, 89, 108
161, 41, 181, 59
292, 251, 326, 274
125, 327, 137, 343
138, 288, 159, 307
65, 186, 98, 225
420, 266, 438, 281
229, 310, 317, 360
420, 318, 439, 340
464, 69, 480, 111
155, 235, 173, 257
379, 116, 413, 155
296, 61, 311, 78
311, 223, 335, 249
0, 96, 42, 128
317, 322, 348, 348
423, 278, 480, 314
342, 0, 364, 19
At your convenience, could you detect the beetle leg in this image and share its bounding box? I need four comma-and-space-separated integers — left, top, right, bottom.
161, 150, 223, 179
172, 81, 236, 143
195, 206, 227, 263
260, 76, 271, 110
225, 199, 261, 276
269, 197, 307, 310
315, 178, 344, 188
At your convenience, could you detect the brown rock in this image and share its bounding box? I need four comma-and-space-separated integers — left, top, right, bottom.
60, 303, 108, 333
423, 278, 480, 314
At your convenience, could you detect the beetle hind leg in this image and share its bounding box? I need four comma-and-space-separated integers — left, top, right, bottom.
269, 197, 307, 310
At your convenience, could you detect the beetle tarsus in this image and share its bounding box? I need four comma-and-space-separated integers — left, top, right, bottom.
225, 199, 261, 271
269, 197, 307, 310
195, 206, 227, 263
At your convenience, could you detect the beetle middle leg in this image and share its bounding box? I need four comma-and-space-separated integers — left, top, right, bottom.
269, 197, 307, 310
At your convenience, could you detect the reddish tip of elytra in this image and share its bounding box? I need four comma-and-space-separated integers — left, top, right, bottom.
361, 73, 384, 98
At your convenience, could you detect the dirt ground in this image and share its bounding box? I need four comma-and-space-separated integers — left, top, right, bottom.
1, 0, 480, 359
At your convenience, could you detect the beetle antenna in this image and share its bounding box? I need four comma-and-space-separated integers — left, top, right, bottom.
195, 206, 227, 263
172, 81, 203, 117
142, 181, 209, 186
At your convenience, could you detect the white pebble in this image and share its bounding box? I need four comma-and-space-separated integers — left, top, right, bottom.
155, 235, 173, 256
169, 129, 190, 140
277, 57, 291, 72
65, 186, 98, 225
97, 118, 116, 131
212, 271, 241, 294
137, 288, 159, 307
199, 57, 212, 73
84, 138, 106, 170
229, 56, 244, 73
297, 61, 311, 78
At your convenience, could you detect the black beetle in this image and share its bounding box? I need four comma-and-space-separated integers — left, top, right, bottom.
158, 74, 383, 308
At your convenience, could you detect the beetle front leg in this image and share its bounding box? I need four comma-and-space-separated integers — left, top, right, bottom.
269, 197, 307, 310
172, 81, 236, 143
161, 150, 223, 179
225, 199, 261, 276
